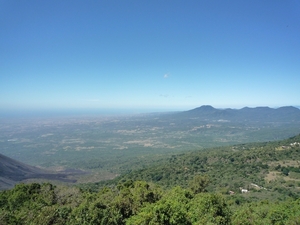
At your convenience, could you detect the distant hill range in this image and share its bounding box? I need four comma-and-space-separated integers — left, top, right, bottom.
0, 153, 85, 190
179, 105, 300, 123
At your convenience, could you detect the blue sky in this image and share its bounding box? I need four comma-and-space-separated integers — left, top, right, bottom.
1, 0, 300, 113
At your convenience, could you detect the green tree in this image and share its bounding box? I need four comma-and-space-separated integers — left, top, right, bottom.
187, 193, 231, 225
126, 186, 192, 225
189, 175, 210, 194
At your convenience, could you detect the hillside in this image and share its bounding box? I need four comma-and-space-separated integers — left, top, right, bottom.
102, 133, 300, 201
0, 153, 84, 190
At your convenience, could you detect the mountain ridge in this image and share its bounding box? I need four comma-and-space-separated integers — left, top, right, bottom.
0, 153, 85, 190
180, 105, 300, 122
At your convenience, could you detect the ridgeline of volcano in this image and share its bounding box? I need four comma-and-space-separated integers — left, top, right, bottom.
179, 105, 300, 122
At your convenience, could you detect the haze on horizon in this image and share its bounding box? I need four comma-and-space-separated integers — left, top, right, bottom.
1, 0, 300, 113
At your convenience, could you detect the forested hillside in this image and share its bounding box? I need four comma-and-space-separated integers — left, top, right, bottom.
1, 135, 300, 224
118, 134, 300, 201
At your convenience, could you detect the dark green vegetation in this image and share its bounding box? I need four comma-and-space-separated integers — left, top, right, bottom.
1, 121, 300, 223
0, 181, 232, 224
1, 175, 300, 224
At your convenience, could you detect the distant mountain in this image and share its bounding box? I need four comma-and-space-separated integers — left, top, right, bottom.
182, 105, 235, 119
179, 105, 300, 123
0, 153, 83, 190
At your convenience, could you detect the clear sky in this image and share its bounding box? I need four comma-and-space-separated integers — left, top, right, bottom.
1, 0, 300, 113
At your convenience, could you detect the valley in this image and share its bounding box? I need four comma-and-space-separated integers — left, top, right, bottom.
1, 106, 300, 185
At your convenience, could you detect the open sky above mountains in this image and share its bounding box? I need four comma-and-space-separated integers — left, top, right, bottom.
1, 0, 300, 113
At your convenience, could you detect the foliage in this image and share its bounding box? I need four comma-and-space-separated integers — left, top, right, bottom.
126, 186, 193, 225
231, 200, 300, 225
189, 175, 210, 194
1, 180, 300, 224
187, 193, 231, 225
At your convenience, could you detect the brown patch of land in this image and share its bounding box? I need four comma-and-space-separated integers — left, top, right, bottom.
265, 171, 281, 182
